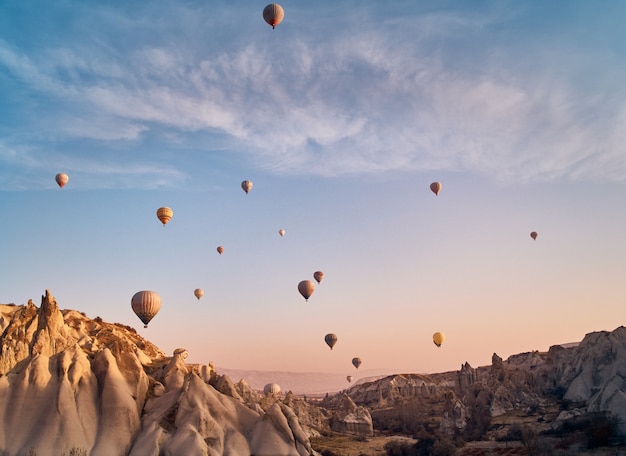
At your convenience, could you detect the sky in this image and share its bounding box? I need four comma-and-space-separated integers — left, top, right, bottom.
1, 1, 626, 379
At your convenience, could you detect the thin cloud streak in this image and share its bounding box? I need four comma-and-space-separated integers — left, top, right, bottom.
0, 5, 625, 184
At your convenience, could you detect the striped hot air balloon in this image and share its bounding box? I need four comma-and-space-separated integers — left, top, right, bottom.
263, 4, 284, 29
131, 290, 162, 328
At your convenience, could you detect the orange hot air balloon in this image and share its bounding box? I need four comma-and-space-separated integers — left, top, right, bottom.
241, 180, 253, 194
313, 271, 324, 284
131, 290, 162, 328
279, 229, 285, 237
55, 173, 69, 188
433, 332, 445, 347
263, 3, 284, 29
298, 280, 315, 301
194, 288, 204, 300
324, 333, 337, 350
217, 246, 224, 255
530, 231, 538, 240
156, 207, 173, 226
430, 182, 442, 196
352, 357, 362, 369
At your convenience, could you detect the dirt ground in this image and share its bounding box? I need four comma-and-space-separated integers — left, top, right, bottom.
310, 434, 418, 456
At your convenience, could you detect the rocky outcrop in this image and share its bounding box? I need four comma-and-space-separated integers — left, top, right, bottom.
0, 291, 319, 456
330, 394, 373, 436
324, 326, 626, 439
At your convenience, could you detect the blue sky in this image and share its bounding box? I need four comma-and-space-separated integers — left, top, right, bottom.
1, 1, 626, 376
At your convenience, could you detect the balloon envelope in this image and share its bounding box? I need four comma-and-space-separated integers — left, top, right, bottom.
324, 333, 338, 350
298, 280, 315, 301
346, 375, 353, 383
131, 290, 161, 328
217, 246, 224, 255
352, 357, 362, 369
55, 173, 69, 188
433, 332, 445, 347
194, 288, 204, 300
263, 383, 281, 396
156, 207, 173, 226
263, 3, 284, 29
241, 180, 253, 194
313, 271, 324, 284
279, 229, 285, 237
530, 231, 538, 240
430, 182, 442, 195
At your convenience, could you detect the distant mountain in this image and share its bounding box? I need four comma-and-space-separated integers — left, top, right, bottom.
217, 367, 401, 395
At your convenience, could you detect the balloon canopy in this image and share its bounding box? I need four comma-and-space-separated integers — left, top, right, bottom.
241, 180, 253, 194
324, 333, 338, 350
352, 357, 362, 369
313, 271, 324, 284
263, 4, 284, 29
156, 207, 173, 226
131, 290, 162, 328
433, 332, 445, 347
55, 173, 69, 188
430, 182, 442, 196
298, 280, 315, 301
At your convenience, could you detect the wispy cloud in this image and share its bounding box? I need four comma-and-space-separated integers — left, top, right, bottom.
1, 2, 625, 185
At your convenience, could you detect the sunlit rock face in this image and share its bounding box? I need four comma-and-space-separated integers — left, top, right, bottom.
0, 291, 319, 456
330, 394, 373, 436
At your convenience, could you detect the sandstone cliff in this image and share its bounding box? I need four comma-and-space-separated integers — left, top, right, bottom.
0, 291, 318, 456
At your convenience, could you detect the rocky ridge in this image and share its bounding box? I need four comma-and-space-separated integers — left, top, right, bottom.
0, 291, 319, 456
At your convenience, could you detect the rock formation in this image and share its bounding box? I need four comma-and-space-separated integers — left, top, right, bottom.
0, 291, 319, 456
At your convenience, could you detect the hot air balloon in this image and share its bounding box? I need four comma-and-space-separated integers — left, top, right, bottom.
530, 231, 538, 240
217, 246, 224, 255
131, 290, 161, 328
194, 288, 204, 300
298, 280, 315, 301
279, 229, 285, 237
264, 383, 281, 396
241, 180, 253, 194
156, 207, 173, 226
346, 375, 353, 383
430, 182, 442, 196
55, 173, 69, 188
433, 332, 445, 347
352, 357, 362, 369
313, 271, 324, 284
263, 3, 284, 29
324, 333, 338, 350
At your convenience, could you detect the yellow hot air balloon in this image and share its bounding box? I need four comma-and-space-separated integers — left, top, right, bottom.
241, 180, 253, 194
263, 3, 284, 29
131, 290, 162, 328
194, 288, 204, 300
530, 231, 538, 241
156, 207, 173, 226
217, 246, 224, 255
324, 333, 338, 350
313, 271, 324, 284
352, 357, 362, 369
298, 280, 315, 301
346, 375, 353, 383
55, 173, 69, 188
430, 182, 442, 196
279, 229, 285, 237
433, 332, 445, 347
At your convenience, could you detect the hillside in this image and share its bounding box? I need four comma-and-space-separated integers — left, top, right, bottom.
0, 290, 318, 456
2, 290, 626, 455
